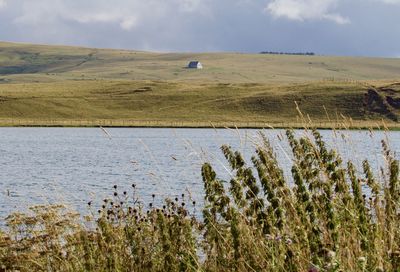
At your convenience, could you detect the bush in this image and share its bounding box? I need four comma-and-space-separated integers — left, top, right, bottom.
1, 129, 399, 271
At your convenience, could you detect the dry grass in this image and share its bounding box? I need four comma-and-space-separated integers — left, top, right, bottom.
0, 80, 399, 128
1, 41, 399, 128
1, 41, 400, 84
0, 128, 399, 271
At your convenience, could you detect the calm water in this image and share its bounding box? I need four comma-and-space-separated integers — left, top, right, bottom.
0, 128, 399, 219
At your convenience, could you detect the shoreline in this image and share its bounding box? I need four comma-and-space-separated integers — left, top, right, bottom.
0, 119, 399, 130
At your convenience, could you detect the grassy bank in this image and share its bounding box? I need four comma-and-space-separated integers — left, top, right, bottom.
0, 119, 399, 130
0, 41, 399, 128
0, 129, 399, 271
0, 80, 399, 129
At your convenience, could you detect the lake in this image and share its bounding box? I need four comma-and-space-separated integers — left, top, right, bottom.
0, 128, 399, 219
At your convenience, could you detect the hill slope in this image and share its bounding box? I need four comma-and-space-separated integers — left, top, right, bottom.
1, 41, 400, 84
0, 41, 399, 127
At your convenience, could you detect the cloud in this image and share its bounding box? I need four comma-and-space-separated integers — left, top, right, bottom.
266, 0, 350, 24
379, 0, 400, 4
68, 12, 138, 30
176, 0, 204, 12
120, 17, 137, 30
13, 0, 211, 31
0, 0, 6, 9
0, 0, 399, 56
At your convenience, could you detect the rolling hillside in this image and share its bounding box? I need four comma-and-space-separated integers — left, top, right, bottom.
0, 41, 399, 128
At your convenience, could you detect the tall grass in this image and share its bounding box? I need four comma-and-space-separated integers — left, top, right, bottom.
0, 129, 399, 271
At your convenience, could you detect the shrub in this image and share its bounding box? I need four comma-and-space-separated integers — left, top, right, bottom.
1, 129, 399, 271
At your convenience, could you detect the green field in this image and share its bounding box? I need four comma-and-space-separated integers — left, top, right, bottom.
0, 41, 399, 128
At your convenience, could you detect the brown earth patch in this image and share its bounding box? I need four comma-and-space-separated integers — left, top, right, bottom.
364, 84, 400, 122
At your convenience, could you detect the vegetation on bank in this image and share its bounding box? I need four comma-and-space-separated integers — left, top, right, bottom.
1, 129, 399, 271
260, 51, 315, 56
1, 41, 400, 84
0, 80, 399, 128
1, 41, 399, 127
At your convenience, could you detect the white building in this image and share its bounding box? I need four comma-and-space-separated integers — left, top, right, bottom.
187, 61, 203, 69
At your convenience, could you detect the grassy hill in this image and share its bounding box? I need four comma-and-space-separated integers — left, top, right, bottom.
0, 41, 399, 128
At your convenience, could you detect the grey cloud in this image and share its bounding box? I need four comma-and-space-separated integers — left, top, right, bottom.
12, 0, 213, 32
0, 0, 6, 8
0, 0, 399, 57
266, 0, 350, 24
379, 0, 400, 4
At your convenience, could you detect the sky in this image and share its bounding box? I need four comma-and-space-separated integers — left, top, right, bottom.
0, 0, 399, 57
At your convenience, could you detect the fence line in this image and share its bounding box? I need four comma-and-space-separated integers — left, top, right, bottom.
0, 119, 398, 129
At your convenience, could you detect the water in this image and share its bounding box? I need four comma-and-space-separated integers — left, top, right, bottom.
0, 128, 399, 219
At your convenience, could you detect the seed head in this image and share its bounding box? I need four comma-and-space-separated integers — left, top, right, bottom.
358, 256, 367, 263
327, 250, 336, 261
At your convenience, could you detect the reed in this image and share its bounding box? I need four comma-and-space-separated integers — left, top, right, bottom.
1, 129, 399, 271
